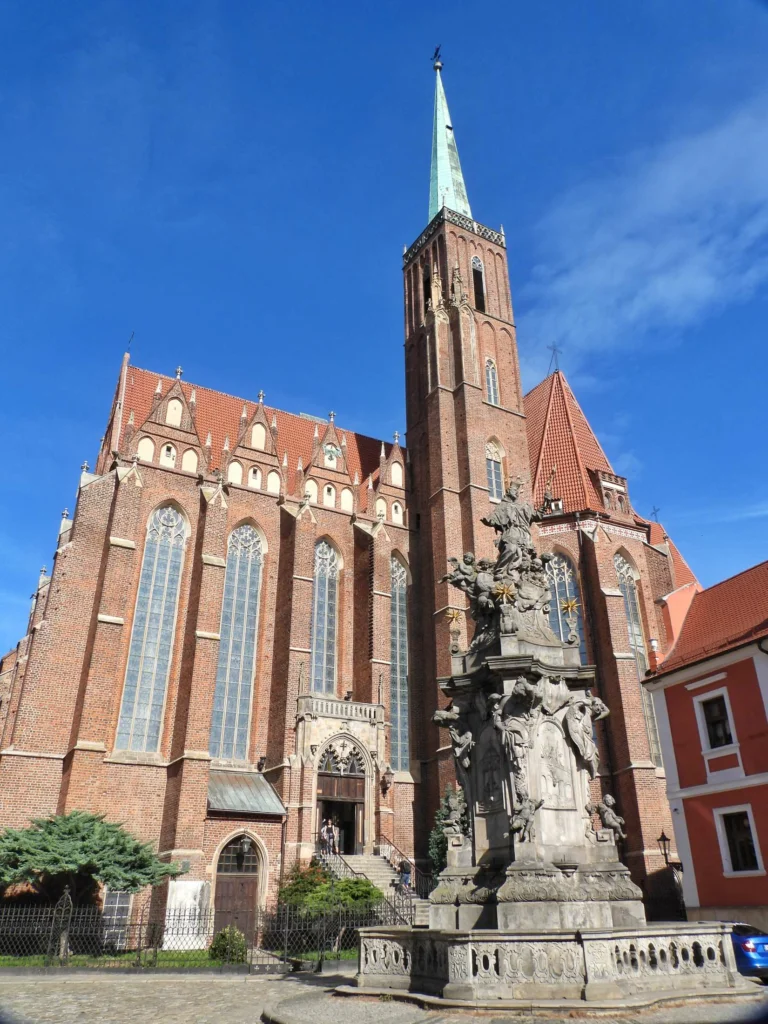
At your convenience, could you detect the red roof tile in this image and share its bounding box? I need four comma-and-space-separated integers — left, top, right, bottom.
113, 363, 400, 501
523, 371, 613, 513
656, 560, 768, 674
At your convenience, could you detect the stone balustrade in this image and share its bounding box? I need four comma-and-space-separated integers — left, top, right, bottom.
297, 694, 384, 725
357, 921, 748, 1003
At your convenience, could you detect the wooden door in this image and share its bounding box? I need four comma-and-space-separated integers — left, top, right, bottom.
214, 875, 258, 939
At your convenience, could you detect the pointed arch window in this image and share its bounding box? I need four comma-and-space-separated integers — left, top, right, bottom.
390, 557, 410, 771
485, 441, 503, 501
485, 359, 500, 406
310, 541, 339, 694
545, 553, 586, 663
614, 553, 662, 766
116, 506, 186, 752
472, 256, 486, 313
209, 525, 264, 760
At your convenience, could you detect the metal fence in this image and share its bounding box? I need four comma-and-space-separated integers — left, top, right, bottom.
0, 889, 404, 971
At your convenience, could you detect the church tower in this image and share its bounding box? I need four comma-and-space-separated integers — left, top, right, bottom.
405, 57, 531, 823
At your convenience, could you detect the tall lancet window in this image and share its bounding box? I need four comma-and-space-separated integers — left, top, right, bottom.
614, 553, 662, 766
545, 553, 586, 663
485, 441, 503, 501
310, 541, 339, 694
472, 256, 486, 313
116, 506, 186, 752
209, 524, 264, 760
485, 359, 499, 406
390, 557, 410, 771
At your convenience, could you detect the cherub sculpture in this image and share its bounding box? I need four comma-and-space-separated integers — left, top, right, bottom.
597, 794, 626, 840
510, 796, 544, 843
441, 552, 477, 591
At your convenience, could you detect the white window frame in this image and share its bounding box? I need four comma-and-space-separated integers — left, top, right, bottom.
713, 803, 765, 878
692, 686, 744, 783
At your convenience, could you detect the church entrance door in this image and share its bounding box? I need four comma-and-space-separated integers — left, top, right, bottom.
214, 835, 259, 938
318, 799, 362, 855
315, 740, 367, 855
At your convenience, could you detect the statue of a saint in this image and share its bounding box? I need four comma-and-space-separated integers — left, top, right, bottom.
481, 481, 546, 573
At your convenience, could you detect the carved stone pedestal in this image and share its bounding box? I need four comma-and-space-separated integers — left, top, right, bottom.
351, 490, 752, 1008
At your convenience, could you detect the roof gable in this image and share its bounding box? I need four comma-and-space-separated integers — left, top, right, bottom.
658, 559, 768, 672
112, 363, 402, 499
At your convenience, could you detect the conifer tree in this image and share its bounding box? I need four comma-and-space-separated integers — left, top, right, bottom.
0, 811, 182, 904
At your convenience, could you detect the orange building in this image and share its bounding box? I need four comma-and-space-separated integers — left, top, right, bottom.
645, 561, 768, 928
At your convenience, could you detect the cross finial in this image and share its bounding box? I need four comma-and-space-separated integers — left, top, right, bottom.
175, 366, 183, 379
329, 411, 335, 423
547, 344, 562, 374
393, 431, 399, 444
62, 508, 69, 519
258, 390, 265, 403
651, 506, 661, 523
81, 460, 89, 473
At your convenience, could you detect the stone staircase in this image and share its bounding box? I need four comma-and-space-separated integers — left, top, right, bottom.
344, 852, 431, 927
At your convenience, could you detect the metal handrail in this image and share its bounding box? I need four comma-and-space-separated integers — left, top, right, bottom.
314, 840, 413, 926
376, 832, 435, 900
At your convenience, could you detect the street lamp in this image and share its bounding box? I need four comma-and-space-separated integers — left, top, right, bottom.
381, 765, 394, 794
657, 830, 671, 866
239, 835, 252, 857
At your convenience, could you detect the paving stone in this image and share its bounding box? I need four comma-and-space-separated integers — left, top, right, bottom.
0, 974, 765, 1024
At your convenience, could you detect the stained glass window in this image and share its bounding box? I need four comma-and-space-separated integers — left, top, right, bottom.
116, 506, 186, 752
545, 553, 586, 663
614, 553, 662, 766
390, 557, 410, 771
310, 541, 339, 694
485, 441, 503, 501
209, 524, 263, 760
485, 359, 499, 406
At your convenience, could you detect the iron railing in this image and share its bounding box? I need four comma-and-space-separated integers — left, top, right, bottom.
376, 833, 435, 900
0, 887, 406, 971
314, 842, 414, 925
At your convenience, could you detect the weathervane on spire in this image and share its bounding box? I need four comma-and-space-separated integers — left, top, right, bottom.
431, 44, 442, 70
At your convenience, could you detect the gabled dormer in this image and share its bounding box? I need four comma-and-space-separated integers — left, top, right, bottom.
130, 375, 206, 476
309, 414, 350, 479
225, 395, 282, 492
238, 396, 278, 458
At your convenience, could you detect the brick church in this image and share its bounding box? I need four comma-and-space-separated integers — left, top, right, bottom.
0, 62, 698, 916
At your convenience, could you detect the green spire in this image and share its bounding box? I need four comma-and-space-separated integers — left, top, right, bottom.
429, 59, 472, 221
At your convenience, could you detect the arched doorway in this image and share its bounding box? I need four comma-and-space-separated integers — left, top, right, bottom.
316, 741, 366, 854
214, 834, 259, 937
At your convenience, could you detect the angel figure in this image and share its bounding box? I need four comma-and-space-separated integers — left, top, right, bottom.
597, 794, 626, 840
510, 796, 544, 843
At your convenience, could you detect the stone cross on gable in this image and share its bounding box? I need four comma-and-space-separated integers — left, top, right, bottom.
329, 411, 336, 423
258, 390, 265, 403
338, 740, 348, 753
393, 431, 399, 444
175, 366, 183, 379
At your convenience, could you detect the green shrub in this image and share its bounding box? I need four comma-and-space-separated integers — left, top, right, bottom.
277, 860, 330, 907
303, 876, 383, 914
208, 925, 247, 964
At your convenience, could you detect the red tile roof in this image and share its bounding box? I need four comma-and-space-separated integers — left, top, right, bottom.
655, 560, 768, 674
523, 371, 613, 513
111, 363, 400, 500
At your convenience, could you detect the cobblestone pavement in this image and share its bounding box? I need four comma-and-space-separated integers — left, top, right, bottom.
0, 971, 765, 1024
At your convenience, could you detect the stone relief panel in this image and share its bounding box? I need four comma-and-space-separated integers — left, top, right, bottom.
537, 720, 575, 810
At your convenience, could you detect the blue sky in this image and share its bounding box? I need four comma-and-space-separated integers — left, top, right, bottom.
1, 0, 767, 652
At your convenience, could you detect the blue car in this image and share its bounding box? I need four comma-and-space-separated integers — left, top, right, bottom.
731, 923, 768, 980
